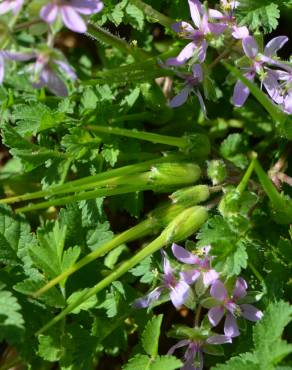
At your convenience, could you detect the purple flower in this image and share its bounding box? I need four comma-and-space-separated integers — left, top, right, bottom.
168, 334, 231, 370
166, 0, 226, 66
40, 0, 104, 33
133, 251, 192, 309
172, 243, 219, 287
208, 278, 263, 338
0, 50, 76, 96
0, 0, 23, 14
266, 66, 292, 114
208, 1, 249, 40
0, 51, 35, 84
232, 35, 289, 107
30, 53, 77, 96
169, 64, 207, 115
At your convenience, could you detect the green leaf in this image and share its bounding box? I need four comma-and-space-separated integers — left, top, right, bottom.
211, 301, 292, 369
38, 333, 62, 362
0, 204, 38, 276
125, 3, 145, 30
130, 255, 155, 283
123, 354, 182, 370
211, 352, 259, 369
67, 289, 98, 314
86, 221, 114, 251
30, 221, 67, 279
142, 314, 163, 357
253, 300, 292, 368
237, 1, 280, 33
101, 144, 120, 167
14, 278, 65, 308
0, 289, 25, 344
122, 354, 153, 370
2, 125, 65, 171
12, 103, 65, 136
197, 215, 237, 247
150, 356, 182, 370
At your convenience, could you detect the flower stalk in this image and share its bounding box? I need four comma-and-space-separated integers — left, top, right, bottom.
86, 23, 151, 60
85, 125, 189, 148
15, 162, 202, 213
35, 205, 208, 335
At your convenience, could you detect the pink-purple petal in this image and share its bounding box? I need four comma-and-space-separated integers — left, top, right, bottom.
210, 280, 228, 301
202, 269, 219, 287
208, 9, 224, 19
42, 68, 68, 97
232, 25, 249, 40
180, 269, 200, 284
188, 0, 202, 28
71, 0, 104, 14
169, 86, 192, 108
264, 36, 289, 57
233, 277, 248, 300
54, 60, 77, 80
242, 36, 258, 59
263, 72, 284, 104
40, 3, 59, 24
172, 243, 201, 264
206, 334, 232, 345
283, 91, 292, 114
224, 312, 240, 337
170, 280, 191, 308
166, 42, 197, 66
208, 22, 226, 35
208, 306, 225, 326
192, 63, 203, 82
133, 287, 163, 308
167, 339, 190, 355
0, 55, 4, 84
61, 5, 87, 33
240, 304, 263, 321
198, 39, 207, 62
172, 21, 196, 38
232, 71, 255, 107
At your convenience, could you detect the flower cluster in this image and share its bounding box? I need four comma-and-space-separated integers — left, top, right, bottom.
0, 0, 103, 95
134, 243, 263, 369
166, 0, 291, 115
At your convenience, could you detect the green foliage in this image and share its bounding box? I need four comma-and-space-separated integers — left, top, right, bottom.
197, 215, 248, 276
237, 1, 281, 33
123, 315, 182, 370
0, 288, 25, 344
212, 301, 292, 369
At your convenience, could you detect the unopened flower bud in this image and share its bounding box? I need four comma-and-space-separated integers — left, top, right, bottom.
149, 163, 201, 188
162, 206, 208, 243
170, 185, 210, 206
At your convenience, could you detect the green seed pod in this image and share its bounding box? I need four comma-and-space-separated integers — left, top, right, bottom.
148, 163, 201, 188
207, 160, 227, 185
170, 185, 210, 206
148, 203, 186, 228
162, 206, 208, 243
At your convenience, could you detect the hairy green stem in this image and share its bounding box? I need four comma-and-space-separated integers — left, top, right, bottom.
0, 154, 181, 204
129, 0, 174, 28
236, 157, 256, 194
85, 125, 189, 148
252, 156, 285, 206
86, 23, 150, 60
35, 206, 208, 334
36, 233, 166, 334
